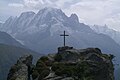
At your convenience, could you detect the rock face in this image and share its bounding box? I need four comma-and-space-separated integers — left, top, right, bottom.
7, 55, 33, 80
32, 46, 114, 80
7, 46, 114, 80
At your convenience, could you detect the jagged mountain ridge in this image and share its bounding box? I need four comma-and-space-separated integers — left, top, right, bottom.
0, 8, 92, 35
0, 7, 120, 58
90, 25, 120, 45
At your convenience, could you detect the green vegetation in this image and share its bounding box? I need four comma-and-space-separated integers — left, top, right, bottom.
39, 56, 49, 62
32, 70, 39, 80
32, 58, 50, 79
54, 53, 62, 62
38, 69, 50, 80
51, 61, 94, 80
32, 49, 114, 80
29, 47, 114, 80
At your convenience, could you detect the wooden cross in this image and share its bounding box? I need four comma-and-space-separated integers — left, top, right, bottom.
60, 31, 69, 47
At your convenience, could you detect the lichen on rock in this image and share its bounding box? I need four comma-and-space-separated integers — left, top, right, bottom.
31, 46, 114, 80
7, 46, 114, 80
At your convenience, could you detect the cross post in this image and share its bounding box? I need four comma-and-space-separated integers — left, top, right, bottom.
60, 31, 69, 47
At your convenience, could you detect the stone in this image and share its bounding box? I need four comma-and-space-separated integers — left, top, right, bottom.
58, 46, 73, 53
7, 55, 33, 80
34, 47, 114, 80
7, 47, 114, 80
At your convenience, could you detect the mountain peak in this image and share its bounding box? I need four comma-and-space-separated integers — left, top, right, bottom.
69, 13, 79, 22
34, 7, 67, 24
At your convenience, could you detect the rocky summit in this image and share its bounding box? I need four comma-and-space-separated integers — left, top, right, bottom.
7, 46, 114, 80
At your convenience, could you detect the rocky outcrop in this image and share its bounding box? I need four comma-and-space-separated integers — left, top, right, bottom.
7, 46, 114, 80
32, 46, 114, 80
7, 55, 33, 80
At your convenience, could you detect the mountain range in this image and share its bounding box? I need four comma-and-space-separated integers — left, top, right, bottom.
0, 7, 120, 56
0, 7, 120, 80
90, 25, 120, 45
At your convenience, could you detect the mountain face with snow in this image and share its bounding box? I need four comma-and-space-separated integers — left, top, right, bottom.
0, 7, 120, 59
90, 25, 120, 45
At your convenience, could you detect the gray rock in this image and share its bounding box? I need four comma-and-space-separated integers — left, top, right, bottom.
7, 47, 114, 80
7, 55, 33, 80
33, 46, 114, 80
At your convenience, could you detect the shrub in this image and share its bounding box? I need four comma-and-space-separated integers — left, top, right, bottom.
52, 62, 77, 77
55, 69, 63, 76
35, 60, 47, 74
36, 60, 46, 68
51, 62, 64, 71
54, 54, 62, 62
40, 56, 49, 62
38, 69, 50, 80
32, 70, 39, 80
76, 61, 91, 79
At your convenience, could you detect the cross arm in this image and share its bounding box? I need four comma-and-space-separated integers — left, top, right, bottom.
60, 35, 69, 36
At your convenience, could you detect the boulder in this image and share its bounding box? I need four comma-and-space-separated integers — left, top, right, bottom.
7, 55, 33, 80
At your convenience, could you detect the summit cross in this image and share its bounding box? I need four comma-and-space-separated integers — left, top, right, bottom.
60, 31, 69, 47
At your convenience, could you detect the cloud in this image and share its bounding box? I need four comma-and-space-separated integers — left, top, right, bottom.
64, 0, 108, 23
7, 0, 82, 11
63, 0, 120, 31
104, 14, 120, 31
8, 3, 24, 8
22, 0, 56, 9
19, 0, 81, 10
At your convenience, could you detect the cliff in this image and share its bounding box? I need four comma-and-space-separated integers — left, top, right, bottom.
7, 46, 114, 80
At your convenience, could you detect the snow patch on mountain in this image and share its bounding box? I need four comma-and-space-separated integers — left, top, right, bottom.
0, 7, 120, 58
90, 25, 120, 45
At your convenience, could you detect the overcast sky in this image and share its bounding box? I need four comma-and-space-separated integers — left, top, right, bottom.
0, 0, 120, 31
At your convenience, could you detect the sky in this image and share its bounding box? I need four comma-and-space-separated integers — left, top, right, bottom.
0, 0, 120, 31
